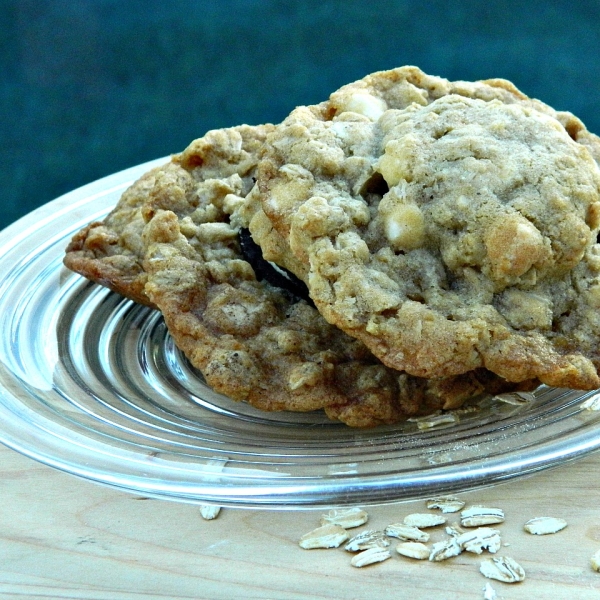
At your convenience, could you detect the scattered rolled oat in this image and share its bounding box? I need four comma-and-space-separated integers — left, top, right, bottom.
479, 556, 525, 583
199, 505, 221, 520
591, 549, 600, 572
415, 413, 459, 430
429, 537, 463, 562
385, 523, 430, 542
205, 456, 229, 471
457, 528, 502, 554
396, 542, 431, 560
493, 392, 536, 406
201, 457, 230, 485
581, 394, 600, 411
523, 517, 567, 535
320, 507, 369, 529
350, 546, 392, 568
461, 506, 505, 527
426, 496, 466, 513
345, 530, 390, 552
404, 513, 447, 528
483, 582, 497, 600
445, 524, 466, 537
299, 524, 350, 549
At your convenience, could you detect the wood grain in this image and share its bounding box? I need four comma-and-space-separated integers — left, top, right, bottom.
1, 443, 600, 599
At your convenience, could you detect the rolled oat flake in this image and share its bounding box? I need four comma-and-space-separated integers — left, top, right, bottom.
523, 516, 567, 535
480, 556, 525, 583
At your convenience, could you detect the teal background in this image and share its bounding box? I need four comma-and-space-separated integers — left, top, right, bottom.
2, 0, 600, 230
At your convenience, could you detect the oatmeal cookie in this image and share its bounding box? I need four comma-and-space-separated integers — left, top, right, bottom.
256, 66, 600, 388
62, 107, 536, 426
64, 124, 275, 306
142, 201, 535, 426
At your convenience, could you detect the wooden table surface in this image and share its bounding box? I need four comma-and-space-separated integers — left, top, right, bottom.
1, 443, 600, 600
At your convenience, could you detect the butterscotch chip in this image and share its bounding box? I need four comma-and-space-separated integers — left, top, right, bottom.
255, 65, 600, 389
64, 124, 275, 307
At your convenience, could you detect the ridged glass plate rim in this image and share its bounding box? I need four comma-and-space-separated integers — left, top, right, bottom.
1, 158, 600, 509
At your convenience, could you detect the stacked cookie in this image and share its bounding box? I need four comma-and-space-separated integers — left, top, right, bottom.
64, 66, 600, 427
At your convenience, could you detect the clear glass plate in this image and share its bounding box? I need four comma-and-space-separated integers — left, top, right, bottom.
2, 158, 600, 509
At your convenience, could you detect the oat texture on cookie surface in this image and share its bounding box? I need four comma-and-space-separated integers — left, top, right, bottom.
140, 145, 528, 426
255, 65, 600, 389
64, 124, 275, 307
